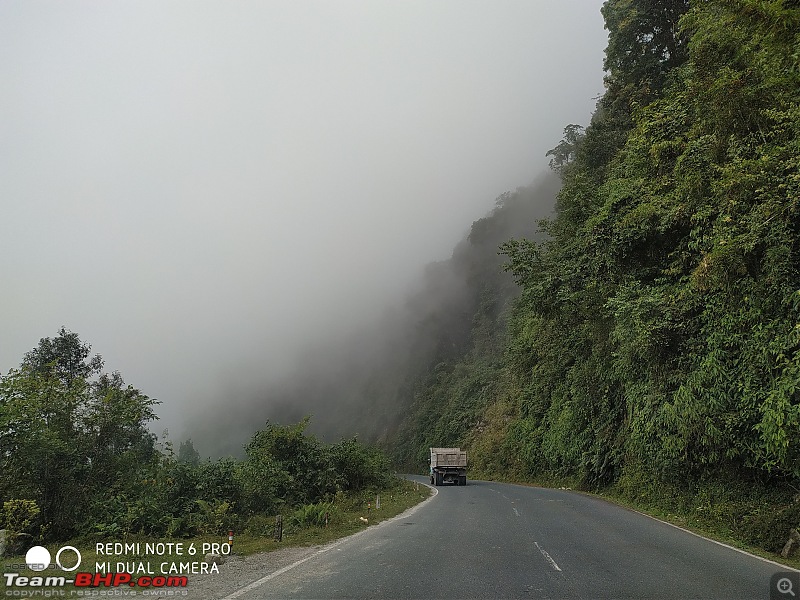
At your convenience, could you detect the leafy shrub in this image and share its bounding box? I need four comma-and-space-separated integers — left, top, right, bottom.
288, 502, 335, 529
191, 500, 236, 535
2, 499, 40, 533
329, 438, 391, 492
741, 502, 800, 553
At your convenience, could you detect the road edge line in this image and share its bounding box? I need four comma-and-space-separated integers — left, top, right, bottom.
490, 478, 800, 574
624, 503, 800, 573
221, 479, 438, 599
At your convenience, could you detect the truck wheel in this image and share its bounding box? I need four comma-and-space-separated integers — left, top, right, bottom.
460, 476, 467, 486
435, 472, 442, 486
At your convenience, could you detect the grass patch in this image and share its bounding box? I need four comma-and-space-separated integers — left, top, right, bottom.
0, 478, 431, 593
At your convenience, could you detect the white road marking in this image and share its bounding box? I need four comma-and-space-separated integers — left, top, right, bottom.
513, 507, 520, 517
489, 480, 800, 572
534, 542, 562, 572
221, 482, 439, 599
487, 488, 509, 500
624, 504, 800, 573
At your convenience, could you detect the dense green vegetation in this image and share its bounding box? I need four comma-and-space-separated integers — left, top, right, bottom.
388, 182, 556, 467
388, 0, 800, 556
0, 328, 396, 544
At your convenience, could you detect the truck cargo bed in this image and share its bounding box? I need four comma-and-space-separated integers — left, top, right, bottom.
430, 447, 468, 486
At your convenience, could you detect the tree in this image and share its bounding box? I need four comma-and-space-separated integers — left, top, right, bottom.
22, 326, 103, 386
84, 371, 158, 477
0, 366, 88, 536
1, 329, 160, 537
177, 439, 201, 466
601, 0, 690, 100
546, 125, 584, 173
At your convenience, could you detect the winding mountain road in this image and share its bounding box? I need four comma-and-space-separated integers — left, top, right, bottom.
221, 476, 797, 599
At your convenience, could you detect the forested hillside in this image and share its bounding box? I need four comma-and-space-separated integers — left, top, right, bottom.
388, 179, 559, 465
388, 0, 800, 554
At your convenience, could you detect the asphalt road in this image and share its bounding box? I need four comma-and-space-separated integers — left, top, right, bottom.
223, 476, 796, 599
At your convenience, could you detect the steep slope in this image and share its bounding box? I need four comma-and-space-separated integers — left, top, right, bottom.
387, 178, 559, 468
390, 0, 800, 555
183, 174, 559, 458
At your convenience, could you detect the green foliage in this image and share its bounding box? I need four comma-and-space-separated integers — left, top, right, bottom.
237, 418, 337, 511
614, 465, 800, 553
546, 124, 584, 173
489, 0, 800, 492
192, 500, 234, 535
329, 438, 391, 492
388, 0, 800, 557
602, 0, 690, 91
1, 500, 41, 534
0, 329, 398, 543
386, 182, 559, 470
242, 514, 276, 537
0, 328, 163, 538
177, 439, 201, 465
22, 326, 104, 386
288, 502, 335, 529
0, 365, 93, 537
741, 501, 800, 553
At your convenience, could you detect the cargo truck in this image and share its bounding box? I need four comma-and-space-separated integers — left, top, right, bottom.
429, 447, 467, 486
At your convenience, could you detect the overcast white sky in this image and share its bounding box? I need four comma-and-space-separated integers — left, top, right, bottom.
1, 1, 608, 436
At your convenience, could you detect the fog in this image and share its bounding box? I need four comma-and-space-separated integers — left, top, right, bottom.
0, 2, 608, 450
184, 172, 563, 457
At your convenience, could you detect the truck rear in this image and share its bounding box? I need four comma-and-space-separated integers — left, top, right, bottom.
429, 447, 467, 486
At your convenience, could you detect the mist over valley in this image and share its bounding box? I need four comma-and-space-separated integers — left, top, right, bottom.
0, 2, 607, 453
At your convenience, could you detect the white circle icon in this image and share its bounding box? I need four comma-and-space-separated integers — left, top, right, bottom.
25, 546, 51, 571
55, 546, 81, 572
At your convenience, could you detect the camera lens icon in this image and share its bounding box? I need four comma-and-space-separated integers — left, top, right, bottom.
25, 546, 51, 571
24, 545, 82, 572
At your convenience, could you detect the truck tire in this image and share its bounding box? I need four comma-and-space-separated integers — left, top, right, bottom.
435, 472, 443, 486
459, 476, 467, 486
